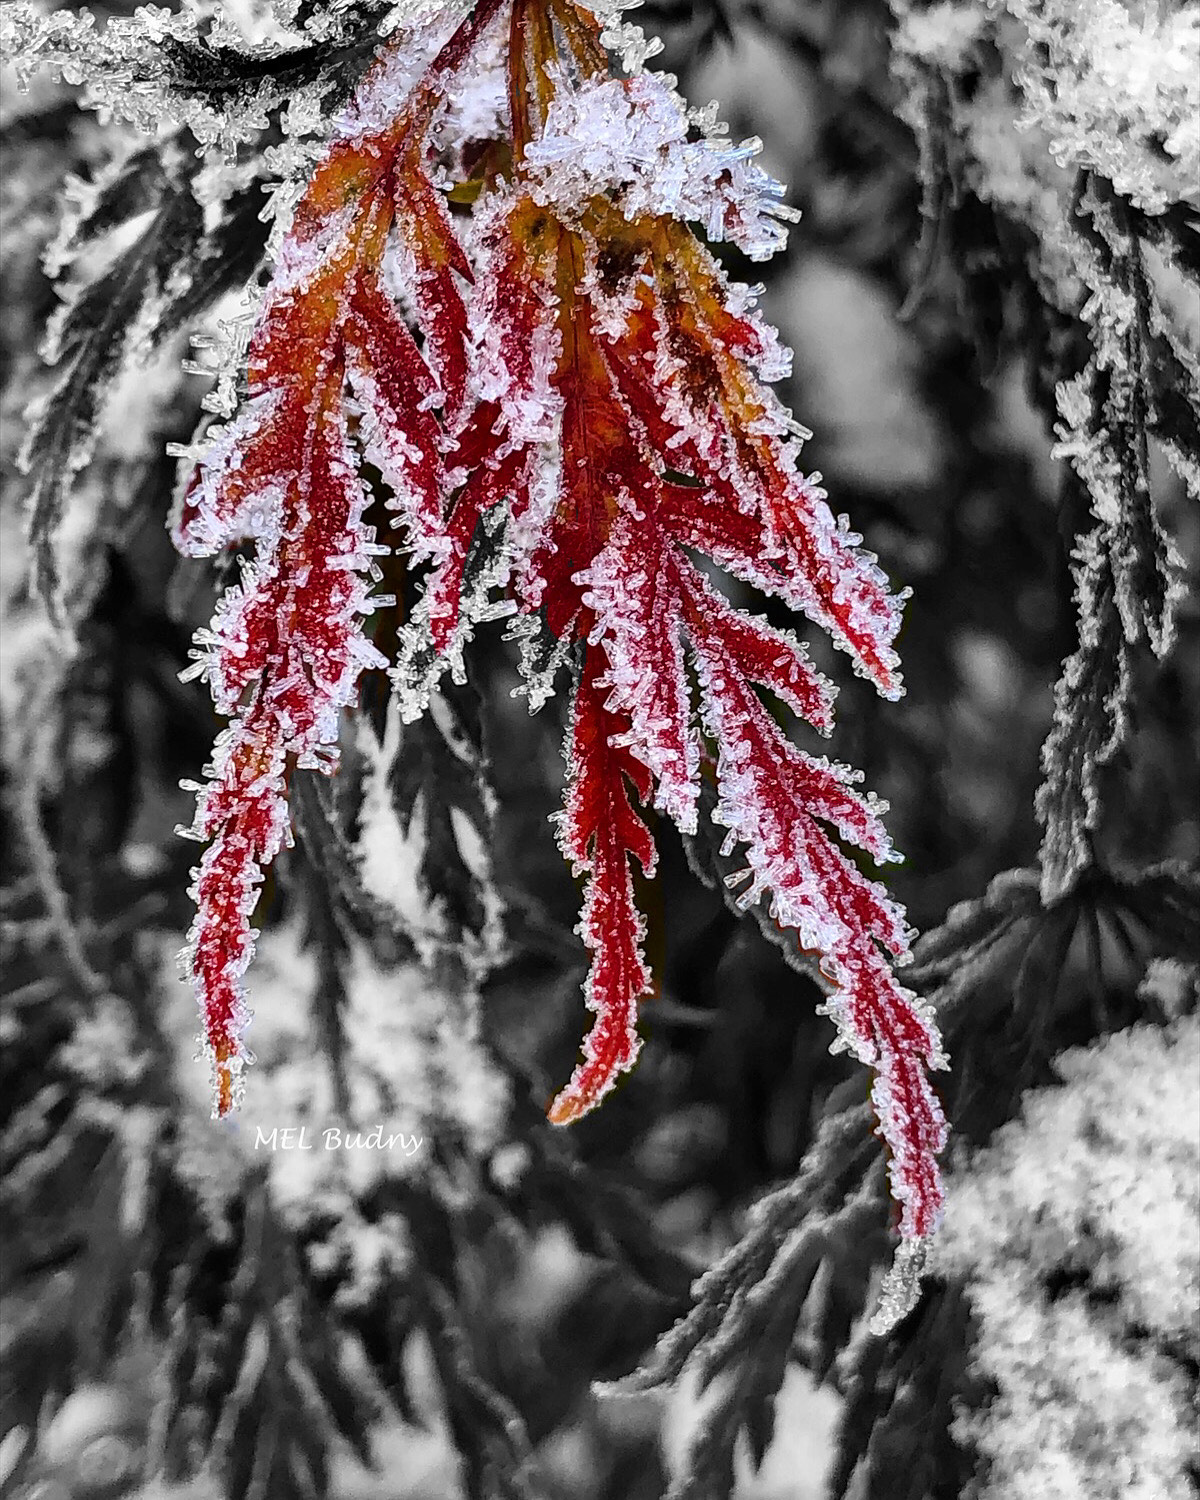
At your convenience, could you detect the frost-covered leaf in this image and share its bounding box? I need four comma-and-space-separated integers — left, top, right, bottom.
1004, 0, 1200, 216
1035, 530, 1129, 904
547, 649, 657, 1123
161, 0, 944, 1250
176, 3, 506, 1116
1052, 178, 1182, 658
395, 38, 938, 1233
0, 0, 394, 153
19, 143, 211, 618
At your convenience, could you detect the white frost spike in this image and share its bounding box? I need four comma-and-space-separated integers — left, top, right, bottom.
1005, 0, 1200, 215
868, 1235, 927, 1336
506, 610, 577, 713
523, 70, 800, 261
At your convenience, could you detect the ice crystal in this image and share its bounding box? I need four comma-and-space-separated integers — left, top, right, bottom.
170, 1, 507, 1112
1, 1, 265, 154
1005, 0, 1200, 216
523, 70, 800, 261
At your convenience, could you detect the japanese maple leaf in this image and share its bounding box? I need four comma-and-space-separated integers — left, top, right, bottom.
175, 0, 505, 1114
393, 5, 946, 1240
175, 0, 947, 1249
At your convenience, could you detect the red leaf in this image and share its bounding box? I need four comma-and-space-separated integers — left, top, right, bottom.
176, 9, 504, 1115
675, 557, 836, 734
548, 647, 656, 1123
345, 265, 446, 559
172, 0, 947, 1252
394, 160, 473, 426
578, 514, 700, 831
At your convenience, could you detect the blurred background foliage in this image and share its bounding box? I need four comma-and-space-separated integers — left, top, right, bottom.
1, 1, 1197, 1498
